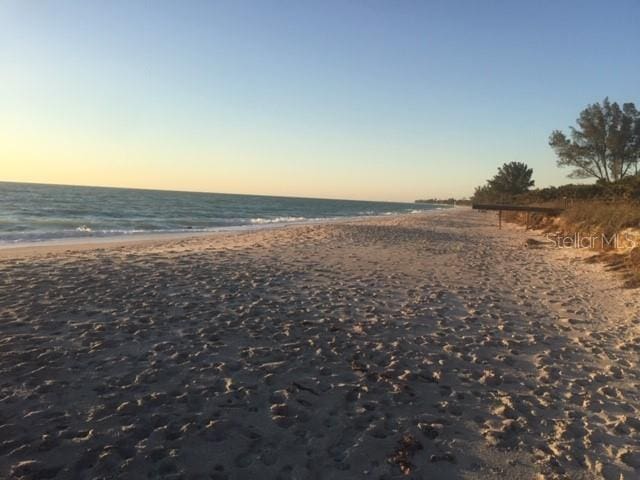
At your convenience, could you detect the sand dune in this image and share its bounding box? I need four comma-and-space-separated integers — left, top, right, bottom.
1, 209, 639, 479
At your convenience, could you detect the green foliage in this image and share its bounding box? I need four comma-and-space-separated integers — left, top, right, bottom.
472, 184, 498, 203
549, 98, 640, 182
514, 176, 640, 204
472, 99, 640, 208
472, 162, 534, 203
487, 162, 535, 195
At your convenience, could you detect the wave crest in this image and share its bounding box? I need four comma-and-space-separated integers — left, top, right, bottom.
250, 216, 307, 224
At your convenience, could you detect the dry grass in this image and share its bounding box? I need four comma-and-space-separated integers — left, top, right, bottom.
584, 248, 640, 288
501, 210, 556, 230
562, 201, 640, 237
504, 201, 640, 288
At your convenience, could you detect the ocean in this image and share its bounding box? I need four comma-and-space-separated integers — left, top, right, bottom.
0, 182, 447, 244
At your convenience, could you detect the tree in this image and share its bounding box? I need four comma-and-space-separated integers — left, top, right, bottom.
549, 98, 640, 182
471, 184, 496, 203
632, 103, 640, 175
471, 162, 535, 203
487, 161, 535, 195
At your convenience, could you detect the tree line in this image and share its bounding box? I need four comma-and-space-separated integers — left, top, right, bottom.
473, 98, 640, 203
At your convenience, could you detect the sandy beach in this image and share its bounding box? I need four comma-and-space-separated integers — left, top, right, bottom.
1, 208, 639, 480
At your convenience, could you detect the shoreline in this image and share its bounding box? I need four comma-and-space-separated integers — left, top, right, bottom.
1, 180, 454, 253
0, 209, 455, 258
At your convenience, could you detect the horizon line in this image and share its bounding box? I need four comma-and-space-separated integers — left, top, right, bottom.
0, 179, 426, 205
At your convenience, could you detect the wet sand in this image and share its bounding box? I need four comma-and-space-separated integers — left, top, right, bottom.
1, 208, 639, 479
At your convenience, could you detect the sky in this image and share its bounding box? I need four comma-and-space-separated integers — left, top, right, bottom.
1, 1, 639, 202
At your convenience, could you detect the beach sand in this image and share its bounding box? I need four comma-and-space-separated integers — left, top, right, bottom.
1, 208, 639, 479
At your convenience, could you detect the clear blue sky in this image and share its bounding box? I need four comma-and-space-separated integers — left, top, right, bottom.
2, 1, 639, 201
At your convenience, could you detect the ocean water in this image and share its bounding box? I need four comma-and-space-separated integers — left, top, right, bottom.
0, 182, 447, 244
